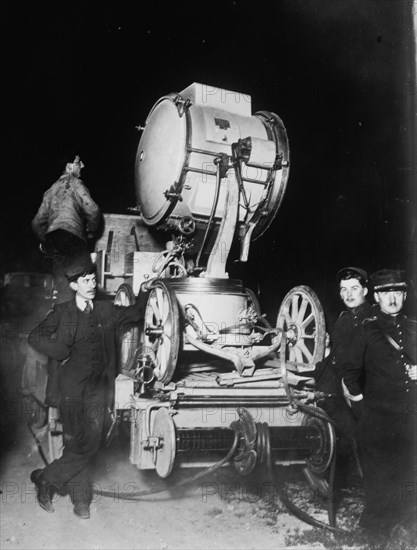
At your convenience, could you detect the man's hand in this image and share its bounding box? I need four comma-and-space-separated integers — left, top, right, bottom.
406, 364, 417, 381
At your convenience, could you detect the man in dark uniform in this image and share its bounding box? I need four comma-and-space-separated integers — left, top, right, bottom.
341, 269, 417, 535
314, 267, 373, 485
28, 258, 144, 519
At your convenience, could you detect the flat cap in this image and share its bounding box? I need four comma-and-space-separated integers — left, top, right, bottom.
371, 269, 407, 291
337, 266, 368, 284
65, 257, 96, 280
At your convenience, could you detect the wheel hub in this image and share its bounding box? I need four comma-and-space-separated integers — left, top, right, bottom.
286, 323, 299, 346
145, 325, 164, 338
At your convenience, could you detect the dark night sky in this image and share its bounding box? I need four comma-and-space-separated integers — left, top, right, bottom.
3, 0, 416, 323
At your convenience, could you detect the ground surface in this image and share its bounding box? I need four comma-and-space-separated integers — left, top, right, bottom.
1, 313, 416, 550
2, 400, 416, 550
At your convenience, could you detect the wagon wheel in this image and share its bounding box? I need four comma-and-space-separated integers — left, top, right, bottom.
114, 283, 139, 373
275, 285, 326, 367
143, 279, 180, 385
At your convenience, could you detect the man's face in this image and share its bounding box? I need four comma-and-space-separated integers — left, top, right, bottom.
70, 273, 97, 301
339, 278, 368, 309
374, 290, 406, 315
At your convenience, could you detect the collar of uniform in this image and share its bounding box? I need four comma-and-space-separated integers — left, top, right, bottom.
377, 309, 402, 325
75, 294, 94, 312
349, 300, 371, 316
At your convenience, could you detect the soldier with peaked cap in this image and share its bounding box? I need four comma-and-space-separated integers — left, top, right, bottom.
341, 269, 417, 536
314, 267, 374, 494
28, 257, 145, 519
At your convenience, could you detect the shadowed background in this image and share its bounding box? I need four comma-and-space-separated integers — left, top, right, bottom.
3, 0, 416, 324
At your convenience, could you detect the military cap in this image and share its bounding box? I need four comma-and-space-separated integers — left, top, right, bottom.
371, 269, 407, 291
336, 267, 368, 284
65, 257, 96, 280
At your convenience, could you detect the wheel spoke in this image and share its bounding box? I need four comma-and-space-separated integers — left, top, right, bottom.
157, 287, 168, 320
281, 308, 291, 328
164, 318, 172, 338
301, 312, 314, 329
291, 295, 299, 320
159, 339, 167, 372
152, 341, 162, 377
298, 340, 313, 363
293, 346, 304, 363
155, 286, 164, 307
150, 294, 162, 323
159, 332, 172, 346
296, 297, 309, 324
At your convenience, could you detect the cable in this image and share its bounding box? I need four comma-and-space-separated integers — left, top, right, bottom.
259, 420, 348, 535
93, 431, 239, 500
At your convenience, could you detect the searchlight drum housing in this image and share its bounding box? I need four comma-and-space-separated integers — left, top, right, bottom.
129, 84, 326, 384
135, 83, 289, 263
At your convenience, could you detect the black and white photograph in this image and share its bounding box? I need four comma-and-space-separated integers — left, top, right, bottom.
1, 1, 416, 549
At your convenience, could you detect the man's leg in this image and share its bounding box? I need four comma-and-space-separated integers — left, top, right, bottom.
33, 388, 104, 515
45, 230, 89, 304
65, 377, 107, 517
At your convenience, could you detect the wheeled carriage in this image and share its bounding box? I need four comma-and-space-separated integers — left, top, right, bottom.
45, 84, 337, 526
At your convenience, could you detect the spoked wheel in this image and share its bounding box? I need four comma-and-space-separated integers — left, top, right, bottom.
114, 283, 139, 373
143, 279, 180, 385
275, 285, 326, 368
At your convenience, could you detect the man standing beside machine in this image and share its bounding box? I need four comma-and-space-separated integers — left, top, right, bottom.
314, 267, 373, 486
341, 269, 417, 536
28, 257, 145, 519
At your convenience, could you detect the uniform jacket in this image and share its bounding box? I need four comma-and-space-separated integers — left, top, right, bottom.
314, 301, 374, 394
28, 298, 144, 381
31, 174, 101, 242
332, 301, 376, 362
341, 309, 417, 413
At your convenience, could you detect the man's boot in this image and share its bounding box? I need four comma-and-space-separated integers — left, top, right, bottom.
73, 501, 90, 519
30, 469, 54, 513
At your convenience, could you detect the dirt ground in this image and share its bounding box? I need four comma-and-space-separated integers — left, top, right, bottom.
0, 414, 315, 550
1, 314, 416, 550
2, 397, 416, 550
